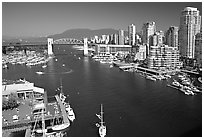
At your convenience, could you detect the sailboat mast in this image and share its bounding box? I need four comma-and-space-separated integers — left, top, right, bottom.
42, 109, 46, 137
100, 104, 103, 125
60, 78, 63, 94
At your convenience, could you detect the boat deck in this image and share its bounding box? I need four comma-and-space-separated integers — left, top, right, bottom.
55, 95, 70, 124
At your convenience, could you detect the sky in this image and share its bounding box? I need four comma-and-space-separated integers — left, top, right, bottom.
2, 2, 202, 37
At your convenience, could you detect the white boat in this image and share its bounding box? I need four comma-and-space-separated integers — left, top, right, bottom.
65, 103, 76, 122
146, 75, 156, 81
96, 104, 106, 137
52, 122, 70, 131
172, 80, 182, 88
62, 64, 65, 67
42, 65, 47, 68
78, 57, 81, 60
59, 79, 76, 123
55, 59, 58, 62
36, 71, 44, 75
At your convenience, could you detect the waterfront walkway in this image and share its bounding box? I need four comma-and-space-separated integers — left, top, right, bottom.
55, 95, 70, 124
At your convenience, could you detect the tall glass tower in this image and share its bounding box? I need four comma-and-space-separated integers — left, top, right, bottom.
179, 7, 201, 58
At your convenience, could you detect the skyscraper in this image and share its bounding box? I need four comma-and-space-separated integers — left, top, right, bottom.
142, 21, 156, 45
118, 29, 124, 45
128, 24, 136, 45
166, 26, 179, 47
179, 7, 201, 58
195, 32, 202, 67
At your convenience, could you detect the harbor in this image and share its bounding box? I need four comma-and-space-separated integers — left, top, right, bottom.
2, 45, 202, 137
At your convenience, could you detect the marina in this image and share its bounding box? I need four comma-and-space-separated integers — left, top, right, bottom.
2, 45, 202, 137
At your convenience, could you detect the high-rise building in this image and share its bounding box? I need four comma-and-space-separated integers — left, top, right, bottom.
113, 34, 119, 45
142, 21, 156, 45
147, 45, 180, 69
179, 7, 201, 58
128, 24, 136, 45
195, 32, 202, 67
118, 29, 125, 45
166, 26, 179, 47
150, 31, 164, 46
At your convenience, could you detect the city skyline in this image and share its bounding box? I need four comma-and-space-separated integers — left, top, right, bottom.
2, 2, 202, 37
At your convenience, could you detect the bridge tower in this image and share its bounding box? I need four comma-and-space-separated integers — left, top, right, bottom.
84, 38, 88, 56
47, 38, 54, 55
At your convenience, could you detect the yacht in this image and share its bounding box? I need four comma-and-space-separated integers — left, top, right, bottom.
59, 79, 76, 123
65, 103, 76, 122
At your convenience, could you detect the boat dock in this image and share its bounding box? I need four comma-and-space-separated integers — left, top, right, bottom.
55, 95, 70, 124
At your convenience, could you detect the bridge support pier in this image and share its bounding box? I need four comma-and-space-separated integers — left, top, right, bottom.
47, 38, 54, 56
84, 38, 88, 56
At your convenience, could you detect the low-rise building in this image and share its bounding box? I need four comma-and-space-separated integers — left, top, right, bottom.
94, 44, 132, 55
2, 79, 44, 100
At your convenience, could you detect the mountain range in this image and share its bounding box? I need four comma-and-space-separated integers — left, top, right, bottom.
3, 28, 128, 43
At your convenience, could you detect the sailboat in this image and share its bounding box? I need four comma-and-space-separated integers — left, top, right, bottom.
96, 104, 106, 137
58, 79, 76, 122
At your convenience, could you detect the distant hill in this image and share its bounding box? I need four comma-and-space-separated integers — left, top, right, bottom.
48, 28, 122, 40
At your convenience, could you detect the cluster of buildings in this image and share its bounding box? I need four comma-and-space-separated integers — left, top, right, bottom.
88, 7, 202, 71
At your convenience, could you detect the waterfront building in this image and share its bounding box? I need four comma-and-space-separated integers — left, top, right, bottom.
147, 45, 180, 69
179, 7, 201, 58
128, 24, 136, 45
195, 32, 202, 67
84, 38, 88, 56
95, 44, 132, 55
2, 79, 44, 100
135, 44, 146, 61
142, 21, 156, 45
166, 26, 179, 47
47, 38, 54, 55
118, 29, 125, 45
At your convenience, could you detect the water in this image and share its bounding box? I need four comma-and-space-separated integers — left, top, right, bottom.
3, 45, 202, 137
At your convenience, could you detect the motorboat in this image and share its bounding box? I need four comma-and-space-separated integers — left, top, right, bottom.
52, 123, 70, 131
65, 103, 76, 122
36, 71, 44, 75
42, 65, 47, 68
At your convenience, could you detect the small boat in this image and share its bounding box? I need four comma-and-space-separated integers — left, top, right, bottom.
110, 65, 113, 68
36, 71, 44, 75
172, 80, 182, 88
96, 104, 106, 137
78, 57, 81, 60
52, 123, 70, 131
42, 65, 47, 68
55, 59, 58, 62
146, 75, 156, 81
62, 64, 65, 67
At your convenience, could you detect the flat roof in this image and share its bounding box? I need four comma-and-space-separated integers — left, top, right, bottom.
97, 44, 132, 47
